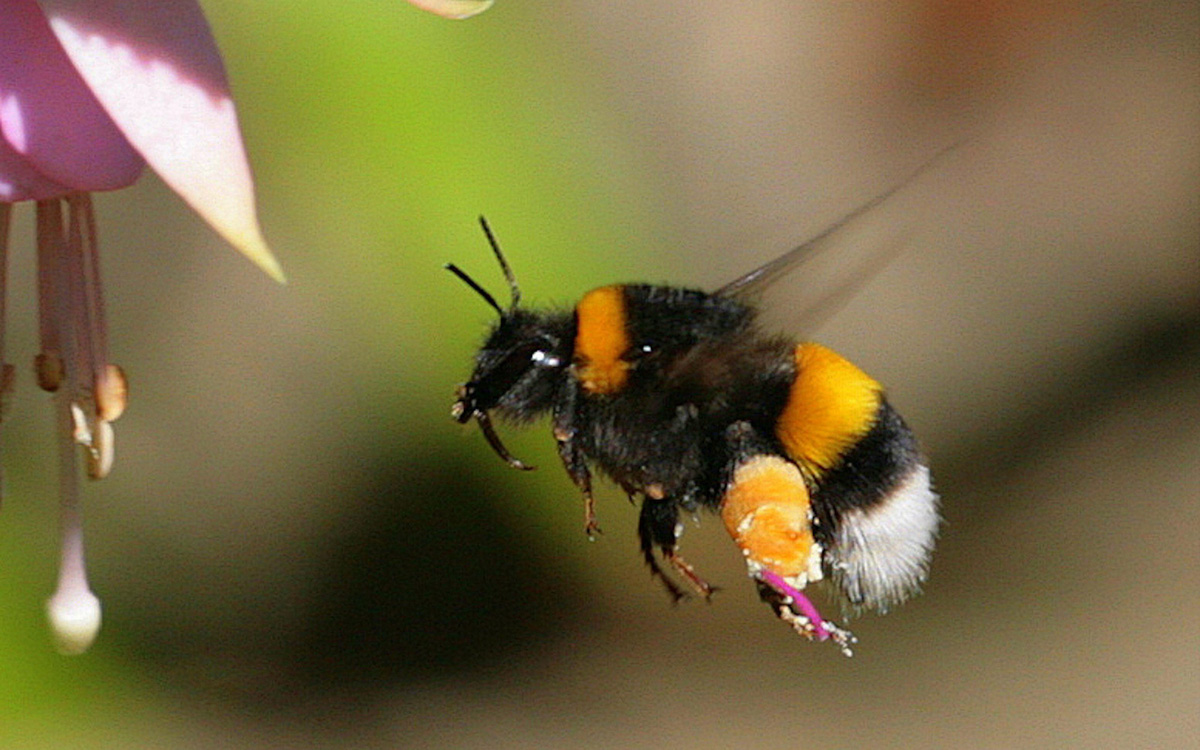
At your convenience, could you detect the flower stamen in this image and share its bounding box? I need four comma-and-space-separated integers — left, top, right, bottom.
96, 363, 127, 423
32, 195, 126, 652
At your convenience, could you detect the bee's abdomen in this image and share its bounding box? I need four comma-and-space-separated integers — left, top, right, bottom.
773, 343, 939, 610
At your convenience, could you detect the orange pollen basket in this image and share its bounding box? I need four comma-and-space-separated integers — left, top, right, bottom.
720, 454, 817, 580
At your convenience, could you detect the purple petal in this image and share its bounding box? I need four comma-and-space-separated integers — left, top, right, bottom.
0, 0, 143, 195
0, 135, 71, 202
38, 0, 283, 281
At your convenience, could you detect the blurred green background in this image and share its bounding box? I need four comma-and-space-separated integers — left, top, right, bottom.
1, 2, 1197, 748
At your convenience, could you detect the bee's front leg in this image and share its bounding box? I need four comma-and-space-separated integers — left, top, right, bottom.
552, 380, 600, 539
637, 497, 716, 601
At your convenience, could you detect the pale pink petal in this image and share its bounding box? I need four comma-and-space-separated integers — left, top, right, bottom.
38, 0, 284, 282
406, 0, 495, 20
0, 0, 143, 193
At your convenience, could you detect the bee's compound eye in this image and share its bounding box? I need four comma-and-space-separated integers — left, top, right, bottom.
531, 350, 561, 367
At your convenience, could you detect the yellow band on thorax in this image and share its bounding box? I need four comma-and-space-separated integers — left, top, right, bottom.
575, 285, 631, 395
776, 342, 882, 478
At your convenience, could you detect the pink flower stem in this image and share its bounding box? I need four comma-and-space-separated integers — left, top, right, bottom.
0, 205, 8, 506
36, 201, 63, 365
0, 203, 8, 366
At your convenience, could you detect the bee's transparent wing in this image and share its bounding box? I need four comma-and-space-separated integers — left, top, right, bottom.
715, 147, 957, 333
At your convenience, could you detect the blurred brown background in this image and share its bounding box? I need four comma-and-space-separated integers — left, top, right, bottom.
1, 2, 1196, 748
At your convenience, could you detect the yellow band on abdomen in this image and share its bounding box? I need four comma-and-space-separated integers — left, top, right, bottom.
776, 343, 882, 478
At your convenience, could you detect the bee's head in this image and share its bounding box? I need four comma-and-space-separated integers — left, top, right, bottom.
447, 218, 570, 471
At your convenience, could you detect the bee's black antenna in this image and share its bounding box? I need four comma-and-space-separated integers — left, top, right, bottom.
445, 262, 505, 317
477, 216, 521, 309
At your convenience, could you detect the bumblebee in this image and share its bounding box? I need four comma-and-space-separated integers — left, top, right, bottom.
448, 188, 940, 656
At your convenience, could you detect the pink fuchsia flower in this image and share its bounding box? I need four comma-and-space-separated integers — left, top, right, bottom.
1, 0, 283, 655
406, 0, 494, 19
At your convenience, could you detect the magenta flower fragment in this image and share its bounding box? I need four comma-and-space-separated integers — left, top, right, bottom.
1, 0, 280, 654
405, 0, 494, 20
